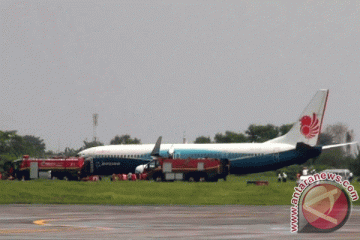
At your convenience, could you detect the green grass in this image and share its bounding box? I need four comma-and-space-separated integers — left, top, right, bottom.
1, 175, 359, 205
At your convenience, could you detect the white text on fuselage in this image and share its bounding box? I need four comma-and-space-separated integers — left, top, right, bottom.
101, 162, 121, 166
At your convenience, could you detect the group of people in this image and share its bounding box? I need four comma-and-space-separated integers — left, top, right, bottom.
277, 172, 287, 182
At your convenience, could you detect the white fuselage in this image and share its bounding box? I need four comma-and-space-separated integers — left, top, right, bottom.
79, 142, 295, 160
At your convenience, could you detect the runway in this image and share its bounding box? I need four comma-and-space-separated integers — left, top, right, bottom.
0, 205, 359, 239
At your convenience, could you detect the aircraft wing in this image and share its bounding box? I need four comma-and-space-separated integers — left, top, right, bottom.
150, 136, 162, 157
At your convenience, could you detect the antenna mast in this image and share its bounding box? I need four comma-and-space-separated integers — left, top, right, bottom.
93, 113, 98, 142
183, 131, 187, 144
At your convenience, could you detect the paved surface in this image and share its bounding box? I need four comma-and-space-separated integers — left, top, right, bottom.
0, 205, 359, 239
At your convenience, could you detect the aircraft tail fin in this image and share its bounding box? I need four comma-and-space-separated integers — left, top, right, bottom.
266, 89, 329, 147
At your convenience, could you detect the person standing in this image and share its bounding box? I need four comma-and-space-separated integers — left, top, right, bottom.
282, 172, 287, 182
127, 172, 132, 181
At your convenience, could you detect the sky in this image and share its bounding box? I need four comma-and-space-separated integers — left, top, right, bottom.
1, 1, 360, 152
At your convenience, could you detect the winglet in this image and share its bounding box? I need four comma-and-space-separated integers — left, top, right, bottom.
151, 136, 162, 157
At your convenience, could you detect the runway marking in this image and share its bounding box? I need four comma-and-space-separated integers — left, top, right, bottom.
0, 228, 62, 234
33, 219, 47, 225
32, 218, 112, 232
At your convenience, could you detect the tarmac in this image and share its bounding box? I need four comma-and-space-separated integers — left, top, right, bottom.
0, 204, 359, 239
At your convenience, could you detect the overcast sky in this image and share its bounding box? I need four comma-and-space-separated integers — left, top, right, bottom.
1, 1, 359, 152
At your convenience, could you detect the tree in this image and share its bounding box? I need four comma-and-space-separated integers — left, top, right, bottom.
44, 150, 55, 157
214, 131, 248, 143
324, 123, 349, 144
349, 145, 360, 177
306, 123, 356, 169
313, 148, 344, 168
323, 123, 355, 156
0, 131, 47, 171
0, 130, 17, 154
63, 147, 80, 157
317, 133, 333, 146
23, 135, 46, 157
279, 124, 293, 136
80, 140, 104, 151
245, 124, 279, 142
110, 135, 141, 145
194, 136, 211, 143
8, 134, 25, 156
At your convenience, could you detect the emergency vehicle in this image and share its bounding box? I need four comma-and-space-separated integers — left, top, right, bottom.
11, 155, 85, 180
142, 158, 229, 182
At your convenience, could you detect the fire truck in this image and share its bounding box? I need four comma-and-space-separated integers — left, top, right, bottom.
11, 155, 85, 180
142, 158, 229, 182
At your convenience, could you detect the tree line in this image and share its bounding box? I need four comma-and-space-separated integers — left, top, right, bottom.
1, 123, 359, 178
194, 124, 293, 143
0, 131, 46, 172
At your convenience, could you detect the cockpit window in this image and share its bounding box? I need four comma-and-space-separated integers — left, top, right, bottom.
149, 161, 156, 169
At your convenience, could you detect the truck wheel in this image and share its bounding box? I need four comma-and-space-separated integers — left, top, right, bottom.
154, 174, 163, 182
209, 176, 218, 182
199, 173, 208, 182
24, 172, 30, 180
16, 173, 22, 181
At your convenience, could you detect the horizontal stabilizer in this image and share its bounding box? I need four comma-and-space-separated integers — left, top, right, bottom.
321, 142, 358, 150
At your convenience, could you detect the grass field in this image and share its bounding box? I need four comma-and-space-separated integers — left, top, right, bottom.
1, 174, 359, 205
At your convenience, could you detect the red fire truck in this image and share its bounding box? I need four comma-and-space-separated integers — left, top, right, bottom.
142, 158, 229, 182
11, 155, 85, 180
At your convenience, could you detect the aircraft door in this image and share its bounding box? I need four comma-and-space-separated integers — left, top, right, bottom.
89, 158, 94, 174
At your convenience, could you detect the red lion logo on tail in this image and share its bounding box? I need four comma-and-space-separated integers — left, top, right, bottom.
300, 113, 320, 139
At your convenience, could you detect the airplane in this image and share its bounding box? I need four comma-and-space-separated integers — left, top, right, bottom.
78, 89, 355, 175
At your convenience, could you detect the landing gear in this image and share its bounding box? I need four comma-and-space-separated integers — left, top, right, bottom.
188, 176, 195, 182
